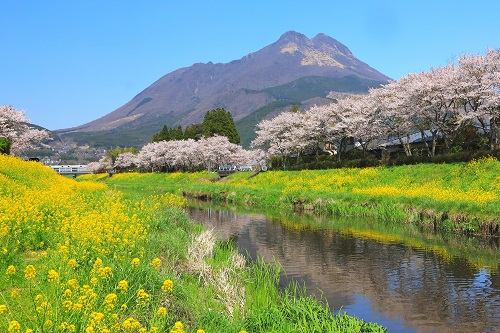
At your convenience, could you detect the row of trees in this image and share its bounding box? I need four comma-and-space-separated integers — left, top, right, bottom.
251, 49, 500, 166
0, 105, 50, 155
87, 135, 260, 173
152, 108, 240, 144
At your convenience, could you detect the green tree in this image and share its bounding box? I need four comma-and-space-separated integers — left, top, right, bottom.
184, 123, 204, 140
0, 137, 10, 155
152, 125, 171, 142
170, 125, 184, 140
202, 108, 240, 144
152, 124, 185, 142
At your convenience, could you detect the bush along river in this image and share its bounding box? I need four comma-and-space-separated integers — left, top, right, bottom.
187, 200, 500, 333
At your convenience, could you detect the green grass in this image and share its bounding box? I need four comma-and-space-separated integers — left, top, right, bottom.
101, 174, 387, 332
83, 159, 500, 236
174, 159, 500, 235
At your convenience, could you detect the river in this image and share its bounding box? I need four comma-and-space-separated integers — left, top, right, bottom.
187, 202, 500, 333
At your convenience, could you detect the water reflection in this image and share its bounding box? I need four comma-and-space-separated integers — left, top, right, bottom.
188, 204, 500, 333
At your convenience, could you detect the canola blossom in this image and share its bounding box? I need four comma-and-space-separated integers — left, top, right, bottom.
180, 157, 500, 226
0, 155, 189, 332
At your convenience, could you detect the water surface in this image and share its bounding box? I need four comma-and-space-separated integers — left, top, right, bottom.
187, 203, 500, 333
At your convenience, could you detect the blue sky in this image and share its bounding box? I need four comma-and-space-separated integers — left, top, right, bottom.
2, 0, 499, 131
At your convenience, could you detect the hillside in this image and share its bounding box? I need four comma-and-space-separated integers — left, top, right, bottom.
55, 31, 390, 148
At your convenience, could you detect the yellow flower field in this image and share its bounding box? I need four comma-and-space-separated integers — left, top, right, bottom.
0, 155, 187, 333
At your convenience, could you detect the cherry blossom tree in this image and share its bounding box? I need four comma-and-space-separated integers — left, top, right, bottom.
136, 135, 255, 172
454, 48, 500, 149
85, 156, 113, 173
302, 104, 338, 155
114, 152, 139, 170
370, 80, 416, 156
251, 111, 307, 169
336, 94, 385, 157
0, 105, 51, 155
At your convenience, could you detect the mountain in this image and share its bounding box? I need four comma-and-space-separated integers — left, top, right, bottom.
55, 31, 391, 148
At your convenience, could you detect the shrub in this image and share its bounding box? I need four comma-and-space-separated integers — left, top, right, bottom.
0, 137, 10, 155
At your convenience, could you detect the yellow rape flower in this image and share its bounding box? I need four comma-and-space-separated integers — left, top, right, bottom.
131, 258, 140, 268
117, 279, 128, 293
48, 269, 59, 282
197, 330, 206, 333
0, 304, 7, 314
104, 293, 118, 304
90, 311, 105, 324
68, 259, 77, 268
122, 317, 141, 331
10, 289, 20, 298
90, 277, 98, 286
103, 293, 118, 310
162, 279, 173, 293
98, 266, 112, 279
72, 303, 83, 311
93, 258, 103, 269
157, 307, 167, 316
58, 322, 72, 330
24, 265, 36, 280
136, 289, 149, 305
67, 278, 79, 289
150, 257, 161, 269
170, 321, 184, 333
36, 301, 51, 313
6, 265, 16, 275
62, 300, 73, 311
8, 320, 21, 333
58, 245, 69, 255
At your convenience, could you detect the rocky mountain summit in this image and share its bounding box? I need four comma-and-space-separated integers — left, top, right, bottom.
56, 31, 390, 148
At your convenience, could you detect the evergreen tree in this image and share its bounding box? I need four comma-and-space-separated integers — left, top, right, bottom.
152, 108, 240, 144
202, 108, 240, 144
152, 125, 170, 142
170, 125, 184, 140
184, 123, 204, 140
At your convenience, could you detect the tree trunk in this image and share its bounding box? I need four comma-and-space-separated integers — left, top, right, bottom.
419, 129, 432, 157
490, 117, 499, 150
399, 134, 412, 156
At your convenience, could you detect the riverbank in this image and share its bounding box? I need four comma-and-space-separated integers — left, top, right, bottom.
176, 158, 500, 236
0, 155, 385, 332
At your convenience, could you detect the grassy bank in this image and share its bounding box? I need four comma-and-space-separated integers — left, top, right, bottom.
173, 158, 499, 235
0, 155, 385, 332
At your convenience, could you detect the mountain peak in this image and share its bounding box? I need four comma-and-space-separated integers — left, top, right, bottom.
312, 33, 353, 57
275, 31, 354, 67
59, 31, 390, 141
277, 30, 310, 44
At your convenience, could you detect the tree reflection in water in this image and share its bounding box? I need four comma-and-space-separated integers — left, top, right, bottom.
188, 204, 500, 333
